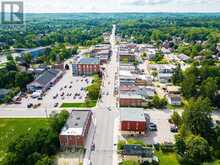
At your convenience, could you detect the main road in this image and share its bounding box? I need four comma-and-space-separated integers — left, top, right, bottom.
90, 25, 119, 165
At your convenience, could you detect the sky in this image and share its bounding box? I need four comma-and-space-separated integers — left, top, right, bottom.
3, 0, 220, 13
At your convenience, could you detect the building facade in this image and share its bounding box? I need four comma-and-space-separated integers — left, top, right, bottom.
59, 110, 92, 149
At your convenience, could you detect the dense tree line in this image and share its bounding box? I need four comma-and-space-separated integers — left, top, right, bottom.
2, 111, 69, 165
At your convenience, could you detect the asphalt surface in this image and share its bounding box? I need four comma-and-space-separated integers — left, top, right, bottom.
90, 25, 119, 165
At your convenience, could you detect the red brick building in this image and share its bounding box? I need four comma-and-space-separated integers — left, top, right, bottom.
119, 93, 146, 107
59, 110, 92, 149
120, 108, 149, 135
72, 57, 100, 76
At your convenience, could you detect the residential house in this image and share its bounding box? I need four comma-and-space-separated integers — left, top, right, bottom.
177, 53, 190, 62
59, 110, 92, 149
166, 94, 181, 106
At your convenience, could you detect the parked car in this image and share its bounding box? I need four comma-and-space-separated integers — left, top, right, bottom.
37, 97, 43, 100
54, 103, 59, 107
149, 122, 157, 131
91, 143, 95, 151
27, 103, 33, 108
69, 85, 72, 88
60, 92, 64, 96
53, 94, 58, 99
170, 125, 178, 133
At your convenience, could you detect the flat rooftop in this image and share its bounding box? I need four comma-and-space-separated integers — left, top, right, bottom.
60, 110, 92, 136
120, 108, 146, 122
78, 57, 100, 65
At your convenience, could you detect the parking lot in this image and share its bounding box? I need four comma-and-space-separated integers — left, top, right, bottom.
0, 70, 93, 109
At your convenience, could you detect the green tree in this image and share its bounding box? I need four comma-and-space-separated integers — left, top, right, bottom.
172, 64, 183, 85
200, 77, 217, 101
23, 53, 32, 68
185, 135, 210, 164
50, 110, 69, 133
183, 97, 213, 139
181, 73, 197, 98
35, 156, 53, 165
171, 111, 182, 127
175, 135, 186, 156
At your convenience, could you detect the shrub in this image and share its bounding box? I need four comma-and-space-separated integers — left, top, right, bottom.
161, 143, 174, 152
153, 143, 160, 151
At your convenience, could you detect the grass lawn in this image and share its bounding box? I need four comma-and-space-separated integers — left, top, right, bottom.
60, 100, 97, 108
0, 118, 51, 161
155, 151, 180, 165
156, 151, 220, 165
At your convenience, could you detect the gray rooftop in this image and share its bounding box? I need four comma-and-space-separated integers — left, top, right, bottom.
66, 110, 91, 129
34, 69, 61, 86
123, 144, 153, 158
78, 57, 100, 64
120, 108, 146, 122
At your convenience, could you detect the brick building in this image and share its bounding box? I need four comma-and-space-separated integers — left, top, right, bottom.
59, 110, 92, 149
72, 57, 100, 76
120, 108, 150, 135
119, 93, 146, 107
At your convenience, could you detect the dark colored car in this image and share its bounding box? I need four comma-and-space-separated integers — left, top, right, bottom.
54, 103, 59, 107
27, 103, 33, 108
149, 122, 157, 131
170, 125, 178, 133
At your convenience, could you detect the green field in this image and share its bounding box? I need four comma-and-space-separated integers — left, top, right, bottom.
155, 151, 180, 165
0, 118, 50, 161
61, 100, 97, 108
155, 151, 220, 165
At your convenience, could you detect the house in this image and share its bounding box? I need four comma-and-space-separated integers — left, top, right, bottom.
0, 89, 10, 101
120, 93, 146, 107
166, 86, 181, 95
158, 73, 173, 83
27, 69, 63, 92
72, 57, 100, 76
122, 144, 156, 163
166, 94, 181, 106
120, 108, 149, 135
59, 110, 92, 149
177, 53, 190, 62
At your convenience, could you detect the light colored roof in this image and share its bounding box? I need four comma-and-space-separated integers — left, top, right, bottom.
120, 93, 144, 99
78, 57, 100, 64
60, 110, 91, 136
167, 86, 181, 92
120, 108, 146, 122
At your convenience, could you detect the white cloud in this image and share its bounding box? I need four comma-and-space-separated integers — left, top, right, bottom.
16, 0, 220, 13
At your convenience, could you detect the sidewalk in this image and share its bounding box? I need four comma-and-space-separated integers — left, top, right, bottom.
83, 117, 96, 165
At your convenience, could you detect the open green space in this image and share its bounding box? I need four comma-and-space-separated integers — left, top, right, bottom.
0, 118, 51, 161
155, 151, 179, 165
60, 100, 97, 108
155, 151, 220, 165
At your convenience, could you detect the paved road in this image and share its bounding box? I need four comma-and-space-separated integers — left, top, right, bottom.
90, 25, 119, 165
